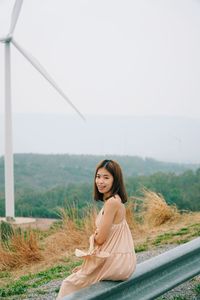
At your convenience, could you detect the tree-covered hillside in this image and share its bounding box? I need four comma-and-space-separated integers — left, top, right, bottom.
0, 154, 200, 217
0, 153, 198, 193
1, 168, 200, 217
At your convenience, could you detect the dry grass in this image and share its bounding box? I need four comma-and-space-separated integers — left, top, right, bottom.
0, 192, 199, 285
133, 188, 180, 227
0, 230, 42, 271
42, 206, 97, 262
81, 206, 97, 236
125, 199, 146, 238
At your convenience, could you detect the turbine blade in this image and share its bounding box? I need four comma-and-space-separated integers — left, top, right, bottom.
12, 39, 85, 121
9, 0, 23, 36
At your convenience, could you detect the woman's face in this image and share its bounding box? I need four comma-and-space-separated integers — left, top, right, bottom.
95, 167, 114, 198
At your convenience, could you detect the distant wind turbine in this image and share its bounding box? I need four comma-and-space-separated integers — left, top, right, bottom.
0, 0, 85, 220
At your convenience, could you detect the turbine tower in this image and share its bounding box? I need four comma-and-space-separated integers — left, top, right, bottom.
0, 0, 85, 220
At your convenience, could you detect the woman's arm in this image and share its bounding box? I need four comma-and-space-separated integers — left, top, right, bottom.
94, 197, 119, 245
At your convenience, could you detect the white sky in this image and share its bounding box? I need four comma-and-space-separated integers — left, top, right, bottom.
0, 0, 200, 117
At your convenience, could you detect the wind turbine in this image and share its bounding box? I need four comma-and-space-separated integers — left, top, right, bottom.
0, 0, 85, 221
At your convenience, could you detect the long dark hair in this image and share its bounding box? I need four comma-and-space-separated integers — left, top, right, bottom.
93, 159, 128, 203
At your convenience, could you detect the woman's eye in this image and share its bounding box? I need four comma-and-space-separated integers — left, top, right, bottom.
96, 175, 109, 179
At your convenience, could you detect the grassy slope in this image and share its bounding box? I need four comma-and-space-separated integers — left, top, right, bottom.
0, 194, 200, 299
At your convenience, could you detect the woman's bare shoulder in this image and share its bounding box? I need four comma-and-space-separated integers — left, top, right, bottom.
105, 195, 122, 207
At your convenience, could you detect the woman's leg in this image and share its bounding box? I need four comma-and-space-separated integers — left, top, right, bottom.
56, 278, 79, 299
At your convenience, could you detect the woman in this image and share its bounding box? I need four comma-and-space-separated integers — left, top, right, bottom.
56, 159, 136, 299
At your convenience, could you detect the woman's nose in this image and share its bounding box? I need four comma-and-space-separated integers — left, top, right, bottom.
98, 177, 104, 183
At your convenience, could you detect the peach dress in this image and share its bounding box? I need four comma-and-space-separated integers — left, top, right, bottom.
57, 207, 136, 299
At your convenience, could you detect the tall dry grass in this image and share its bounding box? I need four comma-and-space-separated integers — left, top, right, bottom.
0, 229, 42, 271
44, 206, 96, 258
0, 192, 182, 271
137, 188, 180, 227
125, 199, 144, 233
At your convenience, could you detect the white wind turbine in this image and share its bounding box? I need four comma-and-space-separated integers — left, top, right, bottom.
0, 0, 85, 220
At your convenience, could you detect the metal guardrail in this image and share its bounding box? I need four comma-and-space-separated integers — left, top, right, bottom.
63, 237, 200, 300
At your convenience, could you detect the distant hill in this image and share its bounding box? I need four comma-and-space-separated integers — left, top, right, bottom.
0, 153, 198, 193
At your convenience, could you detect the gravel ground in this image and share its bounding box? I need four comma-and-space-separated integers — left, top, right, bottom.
136, 245, 200, 300
5, 244, 200, 300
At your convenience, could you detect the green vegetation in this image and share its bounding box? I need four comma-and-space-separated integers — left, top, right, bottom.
0, 221, 14, 245
0, 154, 195, 192
0, 272, 10, 279
135, 243, 149, 252
153, 223, 200, 246
126, 169, 200, 211
0, 154, 200, 218
194, 283, 200, 294
0, 262, 81, 298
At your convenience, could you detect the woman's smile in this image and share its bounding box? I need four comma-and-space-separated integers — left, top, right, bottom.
97, 185, 106, 191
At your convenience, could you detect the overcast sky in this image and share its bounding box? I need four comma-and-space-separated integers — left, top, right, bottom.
0, 0, 200, 117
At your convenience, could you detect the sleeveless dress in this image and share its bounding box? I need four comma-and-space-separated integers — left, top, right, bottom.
56, 206, 136, 299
